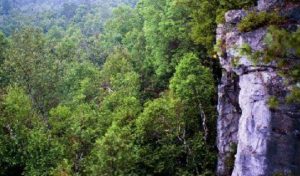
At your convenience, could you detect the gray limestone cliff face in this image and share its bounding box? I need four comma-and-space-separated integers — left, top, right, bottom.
216, 0, 300, 175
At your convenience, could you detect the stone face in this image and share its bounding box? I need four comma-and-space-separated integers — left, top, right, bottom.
286, 6, 300, 22
257, 0, 283, 11
225, 10, 246, 24
232, 71, 274, 176
217, 71, 241, 176
216, 1, 300, 175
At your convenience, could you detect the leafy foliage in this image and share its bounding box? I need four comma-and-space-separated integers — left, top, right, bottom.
0, 86, 64, 176
135, 94, 216, 175
238, 11, 285, 32
264, 27, 300, 103
170, 53, 216, 141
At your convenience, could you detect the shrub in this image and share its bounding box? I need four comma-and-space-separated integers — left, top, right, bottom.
238, 11, 285, 32
268, 96, 280, 109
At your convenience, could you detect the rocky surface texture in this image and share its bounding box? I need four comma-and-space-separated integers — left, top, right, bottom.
217, 0, 300, 175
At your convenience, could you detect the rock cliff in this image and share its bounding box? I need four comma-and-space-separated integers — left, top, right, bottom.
216, 0, 300, 175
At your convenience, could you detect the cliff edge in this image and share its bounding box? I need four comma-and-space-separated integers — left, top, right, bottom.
217, 0, 300, 175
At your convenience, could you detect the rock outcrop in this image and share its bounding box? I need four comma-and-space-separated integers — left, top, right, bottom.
217, 0, 300, 175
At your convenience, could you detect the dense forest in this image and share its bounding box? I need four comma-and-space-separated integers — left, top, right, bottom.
0, 0, 299, 175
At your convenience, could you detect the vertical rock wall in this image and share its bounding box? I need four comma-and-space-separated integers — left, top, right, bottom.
217, 0, 300, 175
217, 71, 241, 176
